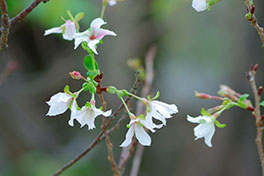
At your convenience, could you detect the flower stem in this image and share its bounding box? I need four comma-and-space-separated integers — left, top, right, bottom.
120, 96, 132, 116
100, 3, 107, 19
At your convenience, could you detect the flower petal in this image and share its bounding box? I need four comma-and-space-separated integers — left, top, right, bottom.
108, 0, 117, 6
46, 93, 72, 116
62, 20, 76, 40
68, 100, 79, 126
44, 27, 62, 36
192, 0, 207, 12
152, 100, 178, 118
134, 124, 151, 146
74, 31, 90, 49
187, 115, 204, 123
204, 124, 215, 147
88, 40, 100, 54
120, 125, 135, 147
96, 29, 117, 40
90, 18, 106, 32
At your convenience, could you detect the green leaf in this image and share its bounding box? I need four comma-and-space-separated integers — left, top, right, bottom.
84, 55, 94, 72
201, 108, 211, 117
64, 85, 71, 95
75, 12, 84, 22
151, 91, 160, 100
87, 71, 99, 80
82, 82, 90, 91
260, 101, 264, 107
214, 119, 226, 128
239, 94, 249, 102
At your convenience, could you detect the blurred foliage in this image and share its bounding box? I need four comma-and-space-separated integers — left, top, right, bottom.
6, 0, 98, 27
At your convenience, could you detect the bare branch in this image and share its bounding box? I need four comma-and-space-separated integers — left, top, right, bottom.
247, 64, 264, 176
0, 0, 9, 50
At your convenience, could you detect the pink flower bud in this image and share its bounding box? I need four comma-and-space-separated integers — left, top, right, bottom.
70, 71, 82, 80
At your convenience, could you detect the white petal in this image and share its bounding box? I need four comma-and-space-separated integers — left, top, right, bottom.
194, 122, 214, 140
187, 115, 204, 123
46, 92, 72, 116
204, 124, 215, 147
74, 31, 90, 49
120, 125, 135, 147
152, 100, 178, 118
134, 124, 151, 146
62, 20, 76, 41
96, 29, 117, 40
139, 117, 156, 133
150, 109, 166, 125
75, 107, 96, 130
90, 18, 106, 32
44, 27, 62, 36
68, 100, 79, 126
192, 0, 207, 12
108, 0, 117, 6
88, 40, 100, 54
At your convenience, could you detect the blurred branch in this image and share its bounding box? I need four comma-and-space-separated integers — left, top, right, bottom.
244, 0, 264, 47
53, 72, 140, 176
247, 64, 264, 176
0, 0, 9, 50
117, 45, 157, 176
0, 0, 50, 50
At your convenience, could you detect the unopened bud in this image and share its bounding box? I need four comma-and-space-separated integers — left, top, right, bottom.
254, 64, 258, 71
246, 106, 255, 112
70, 71, 82, 80
195, 91, 210, 99
258, 86, 263, 96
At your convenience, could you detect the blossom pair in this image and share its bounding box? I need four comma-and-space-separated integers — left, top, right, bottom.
120, 100, 178, 147
44, 18, 116, 54
46, 92, 111, 129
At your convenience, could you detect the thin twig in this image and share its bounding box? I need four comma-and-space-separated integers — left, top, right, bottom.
52, 73, 140, 176
97, 73, 120, 176
247, 64, 264, 176
0, 0, 9, 50
244, 0, 264, 47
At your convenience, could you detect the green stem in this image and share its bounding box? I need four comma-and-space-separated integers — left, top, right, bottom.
120, 96, 132, 115
100, 4, 107, 19
127, 92, 142, 101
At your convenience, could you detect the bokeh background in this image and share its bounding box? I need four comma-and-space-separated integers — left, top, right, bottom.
1, 0, 264, 175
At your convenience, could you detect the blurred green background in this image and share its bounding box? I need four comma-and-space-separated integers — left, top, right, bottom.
0, 0, 264, 175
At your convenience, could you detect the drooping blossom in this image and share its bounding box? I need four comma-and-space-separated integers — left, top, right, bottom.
44, 20, 77, 40
74, 18, 116, 54
192, 0, 207, 12
69, 100, 112, 129
187, 115, 215, 147
46, 92, 73, 116
120, 116, 156, 147
144, 99, 178, 126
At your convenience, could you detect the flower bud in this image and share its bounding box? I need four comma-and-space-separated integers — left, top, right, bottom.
195, 91, 210, 99
70, 71, 82, 80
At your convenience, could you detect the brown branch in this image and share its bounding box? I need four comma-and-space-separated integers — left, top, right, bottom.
96, 73, 120, 176
0, 0, 9, 50
52, 73, 140, 176
247, 64, 264, 176
244, 0, 264, 47
0, 0, 50, 49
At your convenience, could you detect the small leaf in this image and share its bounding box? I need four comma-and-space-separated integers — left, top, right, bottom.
201, 108, 211, 117
64, 85, 71, 95
83, 55, 94, 72
260, 101, 264, 107
239, 94, 249, 102
151, 91, 160, 100
75, 12, 84, 22
214, 119, 226, 128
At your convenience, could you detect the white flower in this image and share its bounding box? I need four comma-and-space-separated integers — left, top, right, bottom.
146, 100, 178, 126
120, 118, 155, 147
192, 0, 207, 12
69, 101, 112, 129
44, 20, 77, 40
108, 0, 117, 6
187, 115, 215, 147
46, 92, 73, 116
73, 18, 116, 54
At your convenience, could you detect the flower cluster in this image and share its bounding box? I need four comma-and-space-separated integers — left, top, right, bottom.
44, 12, 116, 55
120, 98, 178, 147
